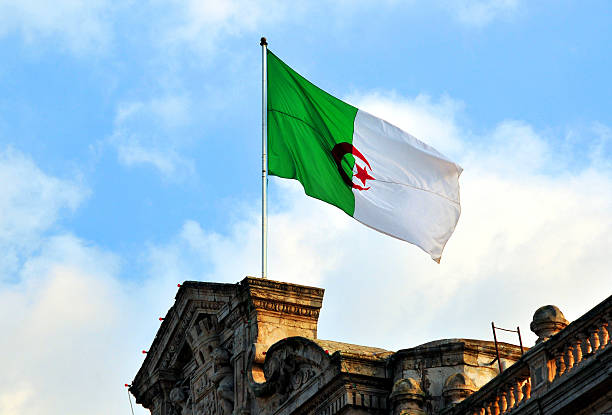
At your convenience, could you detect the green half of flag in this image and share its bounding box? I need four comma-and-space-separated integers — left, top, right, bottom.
267, 50, 358, 216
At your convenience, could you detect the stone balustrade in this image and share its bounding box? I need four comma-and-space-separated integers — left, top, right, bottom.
441, 295, 612, 415
447, 360, 532, 415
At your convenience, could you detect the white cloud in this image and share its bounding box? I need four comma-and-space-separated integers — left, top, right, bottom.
0, 234, 152, 415
469, 120, 548, 173
146, 91, 611, 355
0, 148, 87, 279
116, 143, 194, 179
0, 151, 157, 415
440, 0, 520, 27
155, 0, 521, 56
109, 96, 196, 180
0, 0, 289, 56
146, 200, 350, 288
0, 0, 113, 53
589, 122, 612, 169
0, 383, 32, 415
0, 0, 522, 58
158, 0, 289, 53
114, 96, 192, 132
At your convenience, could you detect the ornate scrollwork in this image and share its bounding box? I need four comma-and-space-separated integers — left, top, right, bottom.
248, 337, 331, 404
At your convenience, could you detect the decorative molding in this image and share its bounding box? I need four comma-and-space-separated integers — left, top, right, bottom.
243, 277, 325, 299
291, 379, 346, 415
222, 303, 250, 330
293, 376, 390, 415
251, 299, 320, 319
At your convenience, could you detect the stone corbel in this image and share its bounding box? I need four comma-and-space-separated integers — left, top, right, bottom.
246, 337, 331, 401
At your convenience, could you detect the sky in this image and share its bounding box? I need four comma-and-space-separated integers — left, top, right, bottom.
0, 1, 610, 414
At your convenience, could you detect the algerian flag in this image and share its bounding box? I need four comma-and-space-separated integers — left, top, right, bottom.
267, 50, 462, 262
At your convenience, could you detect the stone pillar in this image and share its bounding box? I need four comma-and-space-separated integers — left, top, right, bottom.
241, 277, 324, 381
527, 305, 570, 397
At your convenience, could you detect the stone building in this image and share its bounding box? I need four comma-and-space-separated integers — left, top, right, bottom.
130, 277, 611, 415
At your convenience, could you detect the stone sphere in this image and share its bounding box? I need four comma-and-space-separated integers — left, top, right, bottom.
530, 305, 569, 343
532, 305, 568, 324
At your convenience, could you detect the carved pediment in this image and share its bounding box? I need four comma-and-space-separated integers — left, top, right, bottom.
131, 282, 238, 409
249, 337, 332, 404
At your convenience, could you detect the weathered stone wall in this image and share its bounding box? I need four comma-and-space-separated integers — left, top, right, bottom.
390, 339, 523, 414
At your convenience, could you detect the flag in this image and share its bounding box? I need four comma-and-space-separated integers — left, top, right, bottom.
266, 50, 462, 262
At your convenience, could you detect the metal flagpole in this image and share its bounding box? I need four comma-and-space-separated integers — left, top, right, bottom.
261, 37, 268, 279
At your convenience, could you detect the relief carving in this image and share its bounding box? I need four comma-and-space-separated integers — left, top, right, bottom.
251, 299, 320, 318
212, 347, 234, 415
194, 370, 212, 397
195, 391, 219, 415
248, 337, 330, 405
168, 380, 193, 415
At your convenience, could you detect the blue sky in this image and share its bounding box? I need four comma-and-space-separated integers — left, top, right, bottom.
0, 1, 610, 414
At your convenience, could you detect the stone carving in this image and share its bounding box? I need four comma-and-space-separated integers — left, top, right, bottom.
188, 313, 219, 346
242, 277, 324, 298
442, 373, 476, 406
194, 370, 212, 397
251, 298, 320, 319
195, 390, 220, 415
390, 378, 426, 415
249, 337, 330, 404
264, 353, 317, 398
162, 308, 194, 369
168, 380, 193, 415
211, 347, 234, 415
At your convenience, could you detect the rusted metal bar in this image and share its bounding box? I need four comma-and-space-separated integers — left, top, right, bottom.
492, 321, 503, 373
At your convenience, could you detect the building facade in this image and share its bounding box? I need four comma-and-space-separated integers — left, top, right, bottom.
130, 277, 611, 415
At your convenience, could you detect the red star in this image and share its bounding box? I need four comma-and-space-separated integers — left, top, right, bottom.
354, 163, 375, 187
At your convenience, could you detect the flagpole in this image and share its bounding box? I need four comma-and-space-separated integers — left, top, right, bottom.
261, 37, 268, 279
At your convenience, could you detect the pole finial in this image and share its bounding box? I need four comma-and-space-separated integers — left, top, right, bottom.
260, 37, 267, 46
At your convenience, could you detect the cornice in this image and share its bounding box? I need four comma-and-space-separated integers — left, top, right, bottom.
390, 338, 525, 367
242, 276, 325, 300
251, 298, 320, 319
